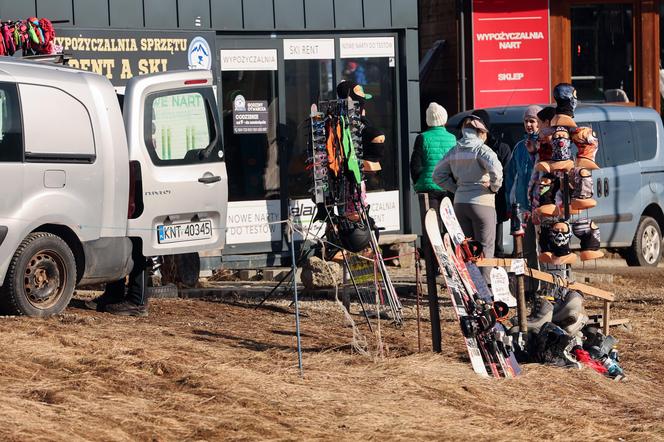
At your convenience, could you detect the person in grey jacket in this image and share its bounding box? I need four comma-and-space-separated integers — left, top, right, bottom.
432, 115, 503, 275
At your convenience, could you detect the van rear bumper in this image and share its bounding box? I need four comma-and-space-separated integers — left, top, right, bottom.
0, 226, 7, 247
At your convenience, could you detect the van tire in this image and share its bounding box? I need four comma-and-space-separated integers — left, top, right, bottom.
0, 233, 76, 316
625, 216, 662, 267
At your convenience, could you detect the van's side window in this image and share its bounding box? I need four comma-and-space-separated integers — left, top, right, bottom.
634, 121, 657, 162
0, 82, 23, 162
144, 88, 221, 166
598, 121, 636, 166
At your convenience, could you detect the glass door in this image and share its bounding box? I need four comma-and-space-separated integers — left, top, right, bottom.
218, 39, 283, 254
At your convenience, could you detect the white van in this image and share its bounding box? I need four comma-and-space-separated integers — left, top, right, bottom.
0, 59, 228, 316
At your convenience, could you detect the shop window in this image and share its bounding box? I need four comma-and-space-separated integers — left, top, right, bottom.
571, 5, 634, 103
341, 58, 398, 191
144, 89, 220, 166
285, 59, 336, 199
599, 121, 636, 166
0, 82, 22, 162
221, 70, 280, 202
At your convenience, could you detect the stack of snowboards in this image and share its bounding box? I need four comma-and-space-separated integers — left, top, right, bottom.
425, 201, 521, 378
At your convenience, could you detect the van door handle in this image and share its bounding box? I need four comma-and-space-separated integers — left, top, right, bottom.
198, 175, 221, 184
604, 178, 609, 197
597, 178, 603, 197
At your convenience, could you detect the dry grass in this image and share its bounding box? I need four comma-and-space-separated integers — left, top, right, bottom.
1, 268, 664, 441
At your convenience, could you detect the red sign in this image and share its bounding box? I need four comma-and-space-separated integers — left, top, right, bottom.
472, 0, 550, 108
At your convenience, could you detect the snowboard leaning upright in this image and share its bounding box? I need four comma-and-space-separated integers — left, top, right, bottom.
424, 209, 489, 377
438, 197, 522, 377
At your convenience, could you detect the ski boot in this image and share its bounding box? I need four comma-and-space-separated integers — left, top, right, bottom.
572, 219, 603, 261
536, 174, 560, 217
572, 126, 600, 170
526, 294, 554, 334
552, 290, 588, 335
570, 167, 597, 210
548, 221, 577, 265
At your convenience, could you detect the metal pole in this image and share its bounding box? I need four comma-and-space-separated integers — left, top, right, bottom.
459, 0, 467, 111
289, 223, 304, 377
415, 250, 423, 352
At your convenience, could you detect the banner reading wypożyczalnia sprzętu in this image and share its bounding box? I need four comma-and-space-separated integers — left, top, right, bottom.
472, 0, 550, 108
55, 29, 216, 87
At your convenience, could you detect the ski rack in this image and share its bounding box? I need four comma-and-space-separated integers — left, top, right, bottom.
304, 98, 403, 325
476, 257, 615, 335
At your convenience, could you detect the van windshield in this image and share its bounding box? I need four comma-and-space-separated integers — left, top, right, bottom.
143, 87, 223, 166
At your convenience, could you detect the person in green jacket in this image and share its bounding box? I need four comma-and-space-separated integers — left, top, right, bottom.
410, 102, 457, 218
410, 102, 456, 289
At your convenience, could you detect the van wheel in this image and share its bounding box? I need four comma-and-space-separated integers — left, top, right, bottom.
625, 216, 662, 267
0, 233, 76, 316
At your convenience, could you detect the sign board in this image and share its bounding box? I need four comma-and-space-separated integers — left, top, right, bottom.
289, 198, 326, 241
340, 37, 395, 58
55, 29, 215, 87
365, 190, 400, 232
472, 0, 550, 108
232, 96, 269, 134
225, 200, 281, 245
220, 49, 278, 71
284, 39, 335, 60
490, 266, 517, 307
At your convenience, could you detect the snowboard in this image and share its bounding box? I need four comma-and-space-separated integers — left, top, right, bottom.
439, 198, 522, 377
424, 209, 490, 377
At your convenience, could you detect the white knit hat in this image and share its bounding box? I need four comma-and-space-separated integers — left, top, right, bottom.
426, 102, 448, 127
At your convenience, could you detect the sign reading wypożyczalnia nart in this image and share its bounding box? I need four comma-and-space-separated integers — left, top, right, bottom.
472, 0, 550, 108
56, 29, 215, 87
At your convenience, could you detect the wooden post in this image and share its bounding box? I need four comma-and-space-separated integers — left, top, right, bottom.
513, 234, 528, 334
603, 301, 611, 336
419, 193, 443, 353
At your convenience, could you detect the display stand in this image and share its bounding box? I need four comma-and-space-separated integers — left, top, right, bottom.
476, 257, 615, 335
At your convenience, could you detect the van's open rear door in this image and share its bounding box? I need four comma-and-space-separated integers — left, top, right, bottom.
124, 70, 228, 256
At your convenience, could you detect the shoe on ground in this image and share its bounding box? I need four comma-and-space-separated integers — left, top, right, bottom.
102, 301, 148, 317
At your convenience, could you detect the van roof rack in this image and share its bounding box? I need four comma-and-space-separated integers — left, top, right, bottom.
21, 53, 70, 65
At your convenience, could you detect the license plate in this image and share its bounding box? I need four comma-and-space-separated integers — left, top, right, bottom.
157, 220, 213, 244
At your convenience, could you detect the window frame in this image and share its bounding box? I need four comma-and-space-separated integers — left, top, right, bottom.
0, 81, 24, 163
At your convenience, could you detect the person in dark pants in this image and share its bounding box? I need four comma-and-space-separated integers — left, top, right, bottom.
433, 115, 503, 282
92, 237, 150, 317
410, 102, 456, 352
467, 109, 511, 256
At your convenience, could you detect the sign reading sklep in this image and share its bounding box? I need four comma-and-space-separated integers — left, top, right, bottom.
472, 0, 550, 108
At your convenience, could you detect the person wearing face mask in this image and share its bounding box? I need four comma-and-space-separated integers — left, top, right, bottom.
432, 115, 503, 279
505, 105, 542, 216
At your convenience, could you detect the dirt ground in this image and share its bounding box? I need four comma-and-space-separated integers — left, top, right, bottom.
1, 265, 664, 441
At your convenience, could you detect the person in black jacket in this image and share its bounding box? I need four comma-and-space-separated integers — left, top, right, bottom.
468, 109, 511, 256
